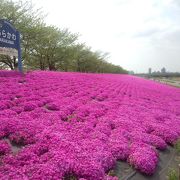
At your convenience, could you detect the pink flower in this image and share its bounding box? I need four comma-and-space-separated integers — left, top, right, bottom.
0, 70, 179, 178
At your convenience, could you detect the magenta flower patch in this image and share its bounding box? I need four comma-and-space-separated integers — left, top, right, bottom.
0, 70, 179, 179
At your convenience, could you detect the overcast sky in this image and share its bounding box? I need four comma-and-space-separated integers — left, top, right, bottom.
31, 0, 180, 73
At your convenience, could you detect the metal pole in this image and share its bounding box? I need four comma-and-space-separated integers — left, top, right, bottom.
16, 31, 23, 73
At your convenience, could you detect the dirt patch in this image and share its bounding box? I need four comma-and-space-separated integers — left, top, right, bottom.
3, 138, 23, 154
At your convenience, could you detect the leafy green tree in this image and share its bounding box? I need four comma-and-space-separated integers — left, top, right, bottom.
0, 0, 128, 74
0, 0, 44, 69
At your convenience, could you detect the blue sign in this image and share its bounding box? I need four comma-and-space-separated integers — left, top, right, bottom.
0, 19, 23, 73
0, 20, 18, 49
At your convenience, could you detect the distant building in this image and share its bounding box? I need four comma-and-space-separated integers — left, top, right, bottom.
148, 68, 152, 74
161, 67, 166, 74
129, 71, 134, 75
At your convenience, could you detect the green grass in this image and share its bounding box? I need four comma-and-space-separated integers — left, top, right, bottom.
167, 168, 179, 180
175, 139, 180, 153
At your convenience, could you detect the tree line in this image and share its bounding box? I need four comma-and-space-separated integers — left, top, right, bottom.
0, 0, 128, 74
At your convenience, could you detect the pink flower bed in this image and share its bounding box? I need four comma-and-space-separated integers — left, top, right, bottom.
0, 70, 180, 179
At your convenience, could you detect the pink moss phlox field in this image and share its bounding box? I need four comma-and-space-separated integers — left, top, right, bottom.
0, 140, 11, 155
0, 70, 180, 179
128, 142, 159, 175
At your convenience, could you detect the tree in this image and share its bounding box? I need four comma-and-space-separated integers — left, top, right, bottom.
0, 0, 127, 74
0, 0, 44, 69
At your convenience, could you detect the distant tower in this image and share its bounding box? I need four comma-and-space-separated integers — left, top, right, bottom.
161, 67, 166, 74
148, 68, 152, 74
